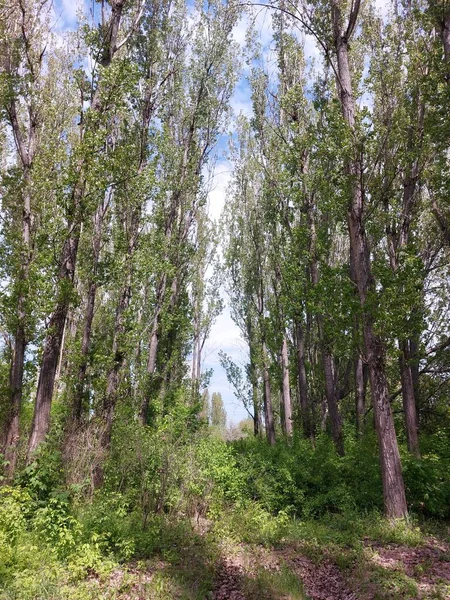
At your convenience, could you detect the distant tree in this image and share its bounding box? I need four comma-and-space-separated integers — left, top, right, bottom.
210, 392, 226, 429
200, 390, 210, 423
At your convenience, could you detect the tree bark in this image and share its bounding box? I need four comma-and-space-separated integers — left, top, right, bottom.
440, 5, 450, 75
3, 328, 25, 478
295, 321, 311, 439
331, 0, 407, 518
308, 191, 343, 455
2, 1, 40, 473
399, 340, 420, 457
355, 354, 368, 435
72, 196, 109, 424
281, 335, 293, 436
140, 273, 167, 425
262, 341, 276, 445
92, 266, 133, 489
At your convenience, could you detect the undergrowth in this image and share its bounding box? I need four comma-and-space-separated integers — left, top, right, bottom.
0, 426, 449, 599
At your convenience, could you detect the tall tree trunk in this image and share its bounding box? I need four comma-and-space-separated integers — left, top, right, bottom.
387, 152, 422, 457
262, 341, 276, 445
248, 322, 261, 437
72, 197, 109, 424
295, 321, 311, 439
281, 335, 293, 436
332, 0, 407, 518
3, 182, 32, 476
308, 192, 343, 455
140, 273, 167, 425
429, 6, 450, 243
323, 345, 344, 455
355, 354, 368, 436
93, 267, 133, 489
440, 5, 450, 74
3, 25, 38, 473
3, 327, 25, 478
399, 340, 420, 457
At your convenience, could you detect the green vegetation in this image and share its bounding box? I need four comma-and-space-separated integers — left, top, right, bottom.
1, 425, 449, 598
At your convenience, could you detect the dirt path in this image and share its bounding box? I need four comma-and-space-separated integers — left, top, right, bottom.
213, 557, 247, 600
281, 551, 357, 600
83, 531, 450, 599
211, 536, 450, 600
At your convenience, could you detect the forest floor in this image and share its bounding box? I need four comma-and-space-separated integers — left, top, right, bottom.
70, 516, 450, 600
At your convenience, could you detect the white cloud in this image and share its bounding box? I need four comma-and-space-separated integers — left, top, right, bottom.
51, 0, 86, 31
374, 0, 391, 18
207, 159, 233, 222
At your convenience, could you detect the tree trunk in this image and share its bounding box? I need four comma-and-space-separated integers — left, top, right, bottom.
140, 273, 167, 425
72, 198, 108, 424
262, 341, 275, 445
323, 347, 344, 455
281, 335, 293, 436
399, 340, 420, 457
295, 321, 311, 439
355, 354, 367, 436
248, 335, 261, 437
440, 6, 450, 74
332, 0, 408, 518
3, 67, 36, 476
3, 328, 25, 479
27, 234, 80, 459
27, 0, 127, 460
308, 192, 343, 455
93, 271, 132, 489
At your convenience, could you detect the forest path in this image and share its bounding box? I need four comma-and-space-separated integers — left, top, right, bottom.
211, 542, 355, 600
83, 526, 450, 599
210, 535, 450, 600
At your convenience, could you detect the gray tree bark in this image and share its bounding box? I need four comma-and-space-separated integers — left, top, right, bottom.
331, 0, 407, 518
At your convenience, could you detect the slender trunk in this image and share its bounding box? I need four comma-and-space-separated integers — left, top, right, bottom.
308, 194, 343, 454
281, 335, 293, 436
409, 337, 420, 403
248, 325, 261, 437
387, 167, 422, 457
262, 341, 275, 445
324, 347, 344, 455
252, 378, 260, 436
140, 273, 167, 424
295, 322, 310, 439
399, 340, 420, 457
3, 88, 35, 476
355, 355, 367, 435
3, 329, 25, 478
73, 281, 96, 422
332, 0, 407, 517
429, 9, 450, 242
27, 1, 127, 460
440, 7, 450, 76
92, 271, 132, 489
72, 198, 108, 424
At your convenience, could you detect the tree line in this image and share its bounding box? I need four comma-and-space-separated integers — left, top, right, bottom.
0, 0, 235, 483
0, 0, 449, 523
221, 0, 450, 519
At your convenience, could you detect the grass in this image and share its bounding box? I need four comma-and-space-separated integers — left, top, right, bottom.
243, 564, 307, 599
